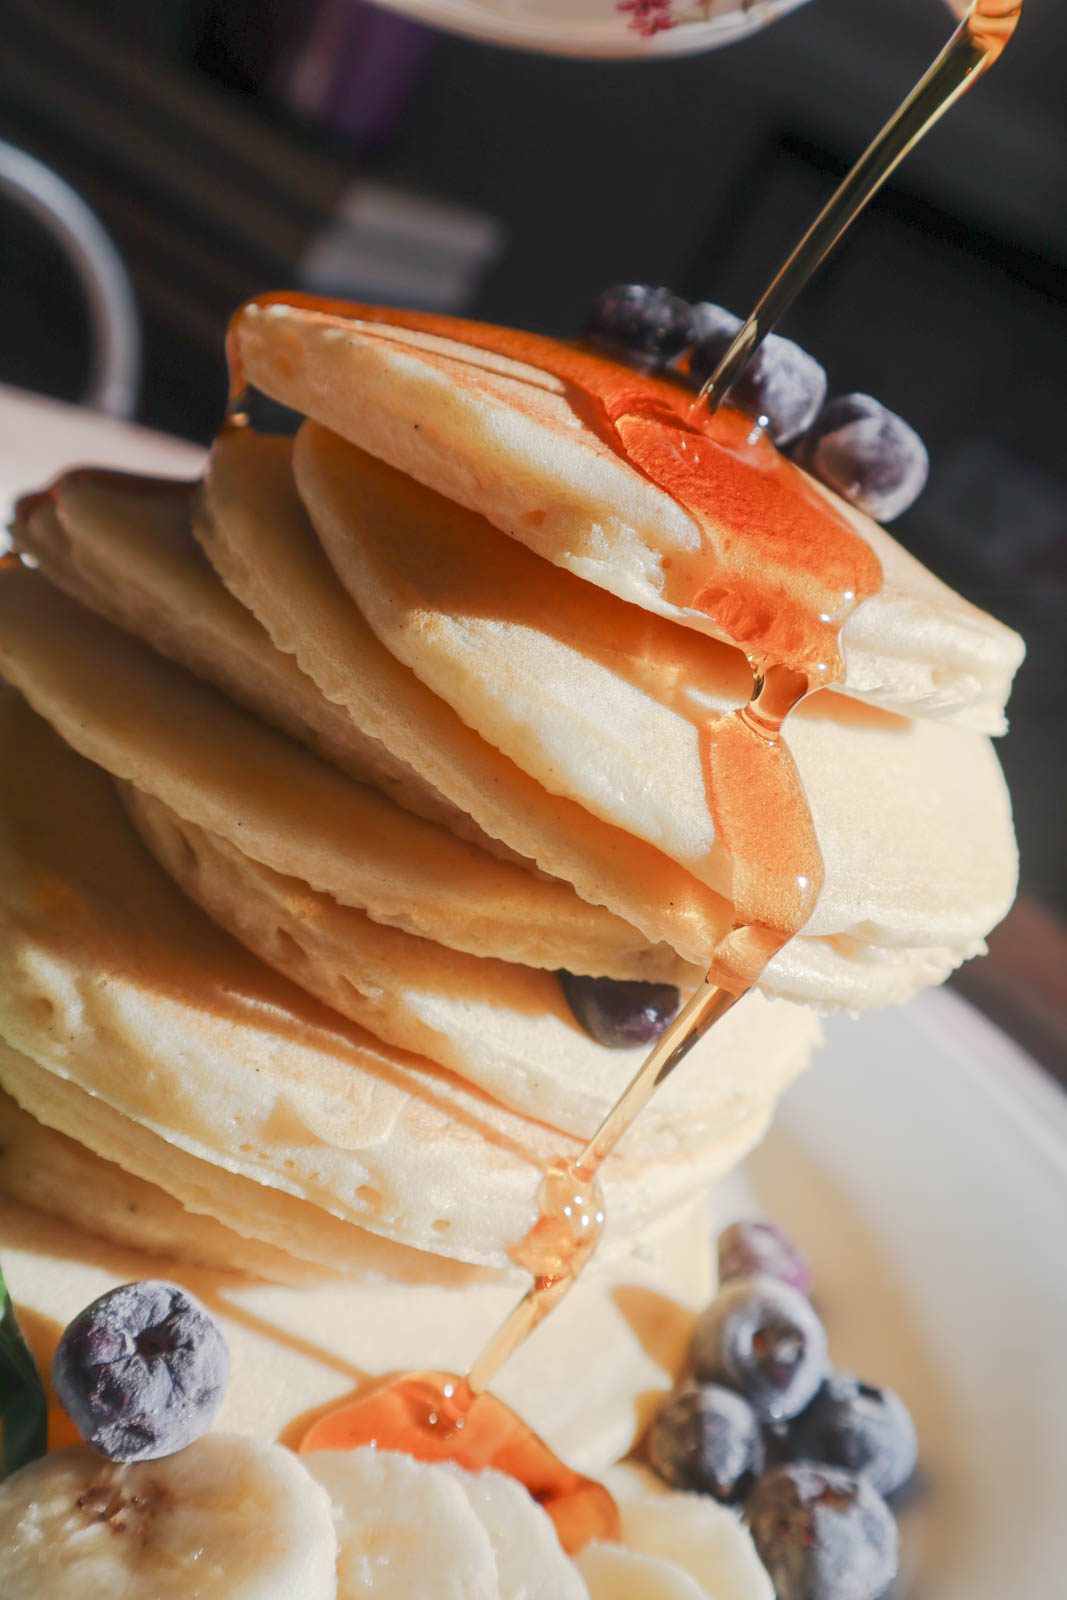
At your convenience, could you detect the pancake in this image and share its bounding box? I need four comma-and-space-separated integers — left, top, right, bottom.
295, 423, 1018, 971
197, 427, 731, 971
0, 1085, 324, 1286
0, 1037, 477, 1287
123, 784, 817, 1146
0, 1191, 712, 1475
0, 564, 683, 982
9, 471, 468, 842
229, 298, 1024, 733
0, 692, 798, 1266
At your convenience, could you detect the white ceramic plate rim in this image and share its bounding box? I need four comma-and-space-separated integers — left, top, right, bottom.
732, 986, 1067, 1599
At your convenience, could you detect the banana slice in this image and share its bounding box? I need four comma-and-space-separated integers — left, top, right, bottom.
577, 1541, 706, 1600
441, 1462, 588, 1600
303, 1449, 499, 1600
606, 1465, 772, 1600
0, 1433, 337, 1599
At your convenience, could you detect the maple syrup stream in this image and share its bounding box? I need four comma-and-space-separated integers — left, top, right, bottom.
699, 0, 1024, 413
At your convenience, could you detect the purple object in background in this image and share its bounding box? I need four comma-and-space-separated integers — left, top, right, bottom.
275, 0, 433, 147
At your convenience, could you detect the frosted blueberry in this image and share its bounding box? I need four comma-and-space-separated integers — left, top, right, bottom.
789, 1373, 918, 1496
691, 1274, 828, 1423
53, 1280, 229, 1462
718, 1220, 812, 1297
648, 1380, 764, 1502
559, 972, 681, 1049
584, 284, 695, 365
688, 303, 827, 446
796, 393, 929, 521
747, 1462, 898, 1600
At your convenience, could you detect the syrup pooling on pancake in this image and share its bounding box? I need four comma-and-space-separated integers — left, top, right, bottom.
229, 299, 882, 682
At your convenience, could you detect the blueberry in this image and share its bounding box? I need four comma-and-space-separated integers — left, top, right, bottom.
691, 1275, 828, 1423
584, 284, 695, 365
558, 972, 681, 1049
53, 1280, 229, 1462
688, 303, 827, 446
789, 1373, 918, 1497
648, 1380, 765, 1502
746, 1462, 898, 1600
795, 393, 929, 522
718, 1220, 812, 1298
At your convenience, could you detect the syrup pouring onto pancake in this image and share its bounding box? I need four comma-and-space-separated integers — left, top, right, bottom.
227, 0, 1022, 1552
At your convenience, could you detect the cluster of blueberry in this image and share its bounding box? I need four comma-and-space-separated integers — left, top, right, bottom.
647, 1221, 915, 1600
583, 285, 930, 524
52, 1279, 229, 1462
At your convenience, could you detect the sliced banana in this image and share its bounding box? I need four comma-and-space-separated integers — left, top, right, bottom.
577, 1540, 706, 1600
441, 1462, 589, 1600
303, 1449, 499, 1600
0, 1434, 337, 1599
606, 1465, 772, 1600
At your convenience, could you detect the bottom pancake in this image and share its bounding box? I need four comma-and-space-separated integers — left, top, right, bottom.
0, 1190, 713, 1476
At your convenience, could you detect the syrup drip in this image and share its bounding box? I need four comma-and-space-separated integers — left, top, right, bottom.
299, 1371, 619, 1554
251, 7, 1023, 1523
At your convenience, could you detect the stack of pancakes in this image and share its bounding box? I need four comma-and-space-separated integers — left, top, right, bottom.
0, 300, 1021, 1469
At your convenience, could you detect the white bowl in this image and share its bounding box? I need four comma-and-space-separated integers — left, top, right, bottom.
368, 0, 814, 60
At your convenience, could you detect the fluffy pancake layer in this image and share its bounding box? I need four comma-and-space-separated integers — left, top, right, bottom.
0, 565, 682, 982
0, 694, 801, 1268
121, 785, 815, 1145
295, 423, 1018, 966
14, 468, 503, 852
196, 429, 731, 968
0, 1084, 324, 1285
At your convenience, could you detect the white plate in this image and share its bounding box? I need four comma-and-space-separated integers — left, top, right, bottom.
369, 0, 811, 60
0, 384, 203, 536
729, 986, 1067, 1598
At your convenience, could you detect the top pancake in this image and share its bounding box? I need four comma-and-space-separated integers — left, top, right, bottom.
229, 298, 1024, 734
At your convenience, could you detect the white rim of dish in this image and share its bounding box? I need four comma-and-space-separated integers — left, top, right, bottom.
368, 0, 812, 59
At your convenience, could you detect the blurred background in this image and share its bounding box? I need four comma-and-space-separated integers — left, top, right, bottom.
1, 0, 1063, 1060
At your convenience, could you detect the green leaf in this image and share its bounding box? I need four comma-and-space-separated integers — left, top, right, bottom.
0, 1259, 48, 1477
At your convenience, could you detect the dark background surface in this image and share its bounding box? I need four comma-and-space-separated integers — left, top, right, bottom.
1, 0, 1064, 999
